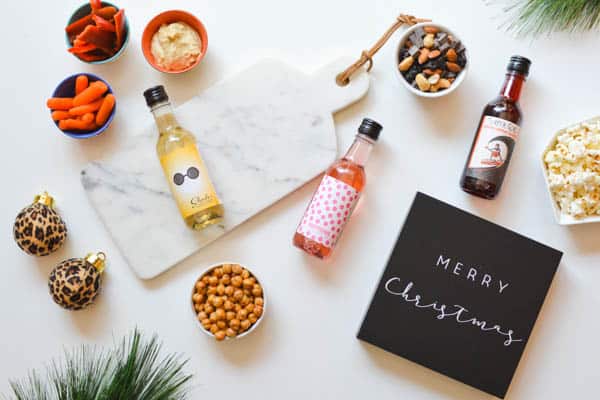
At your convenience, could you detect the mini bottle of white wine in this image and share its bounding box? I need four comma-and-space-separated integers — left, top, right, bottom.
144, 85, 224, 230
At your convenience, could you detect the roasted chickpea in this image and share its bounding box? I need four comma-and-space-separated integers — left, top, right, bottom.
224, 286, 234, 296
201, 319, 211, 329
253, 305, 263, 317
248, 313, 258, 324
223, 264, 232, 274
217, 284, 226, 296
230, 319, 240, 328
224, 300, 234, 311
232, 264, 242, 275
215, 308, 226, 321
221, 274, 231, 285
208, 276, 219, 286
243, 289, 252, 297
198, 311, 208, 321
233, 289, 244, 301
192, 293, 203, 303
240, 320, 251, 331
237, 309, 248, 320
226, 328, 236, 337
215, 331, 226, 341
214, 267, 223, 278
207, 286, 217, 295
202, 276, 210, 284
254, 297, 264, 306
245, 303, 255, 313
234, 304, 242, 312
231, 276, 243, 288
210, 324, 219, 334
240, 296, 251, 307
241, 269, 250, 279
210, 312, 218, 322
252, 284, 262, 297
226, 311, 236, 321
194, 303, 203, 312
195, 281, 205, 291
212, 296, 224, 308
242, 278, 254, 289
217, 320, 227, 329
204, 304, 214, 314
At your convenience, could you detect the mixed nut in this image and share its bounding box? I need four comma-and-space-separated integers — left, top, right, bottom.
398, 25, 466, 93
192, 263, 264, 341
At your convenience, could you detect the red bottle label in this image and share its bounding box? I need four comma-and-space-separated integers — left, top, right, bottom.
468, 116, 520, 169
296, 175, 360, 249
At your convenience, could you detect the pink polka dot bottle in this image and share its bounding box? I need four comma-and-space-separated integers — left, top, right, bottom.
293, 118, 382, 259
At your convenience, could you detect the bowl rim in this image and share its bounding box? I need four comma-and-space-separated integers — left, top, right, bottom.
394, 22, 468, 98
51, 73, 116, 139
540, 116, 600, 226
141, 9, 208, 74
190, 262, 266, 341
65, 1, 130, 65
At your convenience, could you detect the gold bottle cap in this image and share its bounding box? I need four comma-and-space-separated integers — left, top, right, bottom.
84, 252, 107, 273
33, 191, 55, 208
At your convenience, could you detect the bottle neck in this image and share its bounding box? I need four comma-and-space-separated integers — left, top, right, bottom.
343, 134, 374, 166
150, 101, 179, 133
499, 72, 526, 102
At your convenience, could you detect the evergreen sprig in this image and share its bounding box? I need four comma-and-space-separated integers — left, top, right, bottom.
498, 0, 600, 36
4, 330, 192, 400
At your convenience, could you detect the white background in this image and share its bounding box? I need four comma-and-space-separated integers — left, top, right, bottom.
2, 0, 600, 398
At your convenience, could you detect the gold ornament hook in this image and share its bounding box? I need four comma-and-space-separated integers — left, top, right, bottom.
33, 191, 55, 208
85, 252, 107, 273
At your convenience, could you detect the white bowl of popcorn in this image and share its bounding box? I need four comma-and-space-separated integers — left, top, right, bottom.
542, 116, 600, 225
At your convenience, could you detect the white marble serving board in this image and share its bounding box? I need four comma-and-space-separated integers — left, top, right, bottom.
81, 57, 369, 279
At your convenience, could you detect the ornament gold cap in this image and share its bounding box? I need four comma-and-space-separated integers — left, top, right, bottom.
84, 252, 106, 273
33, 191, 55, 208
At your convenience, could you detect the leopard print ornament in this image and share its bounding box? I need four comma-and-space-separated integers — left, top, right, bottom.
48, 252, 106, 311
13, 192, 67, 256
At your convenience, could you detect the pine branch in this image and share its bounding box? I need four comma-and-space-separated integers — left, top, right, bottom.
3, 330, 192, 400
495, 0, 600, 36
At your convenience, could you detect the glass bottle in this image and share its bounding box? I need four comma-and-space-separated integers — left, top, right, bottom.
144, 86, 224, 230
460, 56, 531, 199
293, 118, 382, 259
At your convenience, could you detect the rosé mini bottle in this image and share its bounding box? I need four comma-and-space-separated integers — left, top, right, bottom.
293, 118, 382, 259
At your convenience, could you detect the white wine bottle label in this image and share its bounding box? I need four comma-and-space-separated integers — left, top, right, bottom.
296, 175, 360, 249
160, 145, 220, 219
468, 116, 520, 169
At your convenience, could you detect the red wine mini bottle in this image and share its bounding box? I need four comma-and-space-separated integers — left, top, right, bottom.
293, 118, 382, 259
460, 56, 531, 199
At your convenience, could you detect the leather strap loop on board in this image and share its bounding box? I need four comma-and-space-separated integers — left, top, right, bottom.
336, 13, 430, 86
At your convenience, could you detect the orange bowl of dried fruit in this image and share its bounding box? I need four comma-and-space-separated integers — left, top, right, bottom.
191, 263, 266, 341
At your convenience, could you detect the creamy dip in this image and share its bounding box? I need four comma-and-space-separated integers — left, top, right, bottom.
151, 22, 202, 71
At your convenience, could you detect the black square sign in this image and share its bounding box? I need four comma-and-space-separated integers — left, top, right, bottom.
358, 192, 562, 398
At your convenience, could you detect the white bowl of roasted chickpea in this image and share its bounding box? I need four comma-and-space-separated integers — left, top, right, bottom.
191, 262, 266, 341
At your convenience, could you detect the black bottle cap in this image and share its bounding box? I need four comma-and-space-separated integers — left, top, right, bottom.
358, 118, 383, 141
507, 55, 531, 77
143, 85, 169, 107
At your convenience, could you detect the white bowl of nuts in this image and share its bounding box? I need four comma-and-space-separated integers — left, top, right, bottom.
542, 116, 600, 225
191, 262, 266, 341
395, 22, 468, 98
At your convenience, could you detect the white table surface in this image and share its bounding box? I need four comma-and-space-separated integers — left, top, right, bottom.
2, 0, 600, 398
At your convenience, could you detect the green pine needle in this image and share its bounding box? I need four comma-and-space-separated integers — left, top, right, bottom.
497, 0, 600, 36
4, 330, 192, 400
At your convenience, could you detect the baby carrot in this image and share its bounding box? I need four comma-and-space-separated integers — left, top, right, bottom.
59, 118, 95, 131
68, 98, 104, 116
95, 94, 115, 126
81, 112, 95, 124
75, 75, 89, 95
73, 81, 108, 107
51, 111, 71, 121
47, 97, 74, 110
